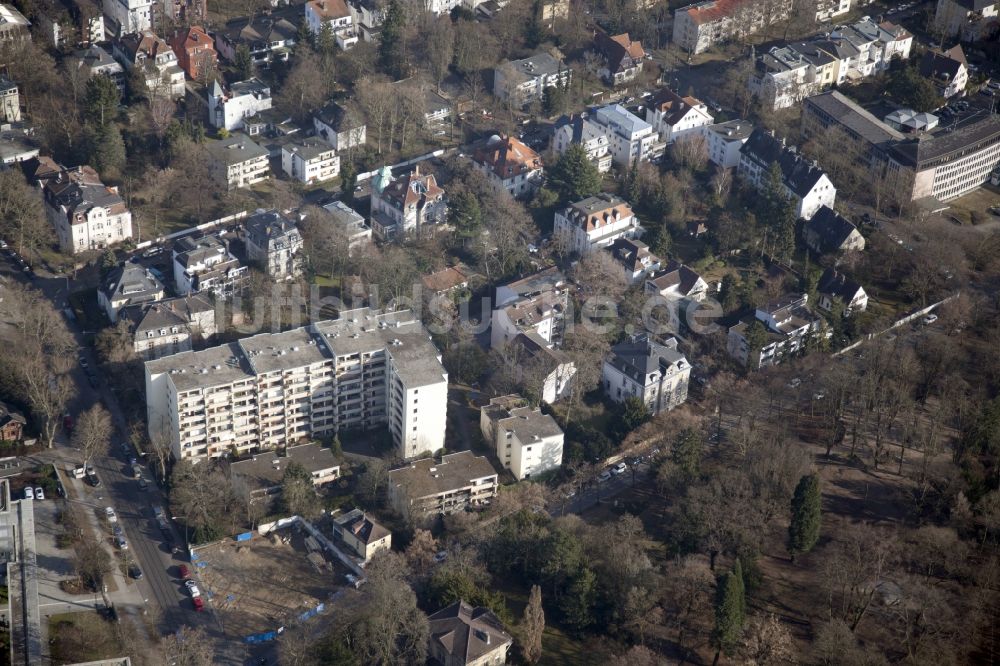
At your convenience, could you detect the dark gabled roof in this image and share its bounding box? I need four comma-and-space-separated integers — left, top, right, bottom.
818, 267, 864, 302
0, 400, 26, 428
803, 206, 860, 253
428, 601, 512, 663
804, 91, 904, 146
245, 209, 299, 249
740, 129, 828, 198
918, 46, 966, 84
314, 100, 363, 132
607, 334, 688, 383
594, 31, 645, 74
102, 263, 164, 304
646, 259, 703, 296
219, 15, 298, 47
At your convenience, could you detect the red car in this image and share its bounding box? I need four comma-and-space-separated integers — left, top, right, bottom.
63, 414, 74, 432
178, 564, 190, 580
192, 597, 204, 612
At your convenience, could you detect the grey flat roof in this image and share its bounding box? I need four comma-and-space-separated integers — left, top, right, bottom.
229, 442, 339, 491
804, 91, 905, 145
388, 451, 497, 500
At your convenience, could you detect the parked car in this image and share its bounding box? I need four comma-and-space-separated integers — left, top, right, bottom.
105, 507, 118, 523
132, 464, 143, 480
86, 470, 101, 487
598, 470, 612, 482
923, 313, 938, 325
612, 462, 627, 475
178, 564, 190, 579
137, 478, 148, 491
115, 535, 128, 550
34, 486, 44, 500
128, 564, 143, 580
345, 573, 361, 589
23, 486, 34, 500
113, 525, 124, 538
185, 580, 200, 597
192, 597, 205, 612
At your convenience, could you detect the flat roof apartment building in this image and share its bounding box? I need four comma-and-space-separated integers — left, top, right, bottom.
145, 308, 448, 462
387, 451, 498, 518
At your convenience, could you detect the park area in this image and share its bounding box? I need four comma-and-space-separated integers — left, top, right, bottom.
191, 524, 350, 642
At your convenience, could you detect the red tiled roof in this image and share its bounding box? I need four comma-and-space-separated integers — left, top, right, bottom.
473, 135, 542, 180
679, 0, 746, 25
307, 0, 351, 19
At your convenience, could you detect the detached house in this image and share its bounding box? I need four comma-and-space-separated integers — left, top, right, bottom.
74, 44, 126, 92
43, 165, 133, 254
646, 88, 714, 144
172, 233, 248, 297
552, 114, 612, 173
98, 262, 165, 322
207, 78, 272, 132
505, 331, 576, 404
0, 74, 18, 122
206, 133, 270, 190
169, 26, 216, 80
321, 200, 373, 252
428, 601, 513, 666
122, 293, 216, 359
702, 120, 753, 169
103, 0, 151, 36
305, 0, 358, 50
332, 508, 391, 563
472, 134, 544, 198
802, 205, 865, 254
493, 52, 571, 107
588, 104, 666, 167
0, 4, 30, 42
603, 333, 691, 415
727, 293, 825, 368
594, 31, 646, 85
481, 395, 564, 480
609, 237, 661, 284
281, 138, 340, 184
738, 129, 836, 220
0, 400, 26, 442
817, 268, 868, 314
215, 15, 297, 69
369, 164, 447, 240
314, 101, 366, 151
645, 260, 709, 302
919, 45, 968, 99
245, 209, 303, 279
552, 193, 642, 256
491, 268, 569, 349
112, 31, 185, 98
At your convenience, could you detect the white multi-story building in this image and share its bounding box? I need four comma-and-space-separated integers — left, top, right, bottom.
587, 104, 666, 167
672, 0, 791, 54
145, 308, 449, 462
0, 74, 18, 122
206, 133, 270, 190
74, 44, 126, 92
552, 115, 613, 173
314, 101, 366, 151
738, 129, 836, 220
602, 334, 691, 415
98, 263, 165, 322
493, 52, 571, 107
281, 139, 340, 185
552, 193, 642, 256
305, 0, 358, 50
645, 88, 714, 144
934, 0, 999, 41
103, 0, 151, 35
472, 134, 544, 198
702, 120, 753, 169
919, 45, 968, 99
727, 293, 825, 368
369, 164, 447, 240
123, 293, 216, 360
480, 395, 564, 480
491, 268, 569, 350
43, 166, 133, 254
321, 200, 373, 253
207, 78, 272, 132
172, 233, 248, 297
245, 209, 303, 279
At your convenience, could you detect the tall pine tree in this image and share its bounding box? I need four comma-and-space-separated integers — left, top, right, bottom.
712, 560, 746, 662
788, 473, 822, 560
378, 0, 407, 80
547, 144, 601, 204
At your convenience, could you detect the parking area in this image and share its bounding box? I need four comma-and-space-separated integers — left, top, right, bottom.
191, 526, 350, 641
31, 499, 93, 616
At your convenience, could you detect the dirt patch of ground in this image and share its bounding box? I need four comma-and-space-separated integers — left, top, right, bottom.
192, 526, 349, 641
49, 611, 122, 665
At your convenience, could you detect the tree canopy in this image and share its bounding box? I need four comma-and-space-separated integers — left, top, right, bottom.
547, 145, 602, 204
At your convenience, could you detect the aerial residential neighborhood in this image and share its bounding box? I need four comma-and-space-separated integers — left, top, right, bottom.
0, 0, 999, 663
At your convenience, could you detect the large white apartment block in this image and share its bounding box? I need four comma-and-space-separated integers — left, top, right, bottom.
305, 0, 358, 50
493, 52, 571, 107
552, 193, 642, 256
602, 334, 691, 415
145, 309, 448, 462
645, 88, 714, 143
702, 120, 753, 169
104, 0, 151, 35
281, 139, 340, 185
672, 0, 791, 55
480, 395, 564, 480
43, 165, 133, 254
207, 78, 272, 131
587, 104, 666, 167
